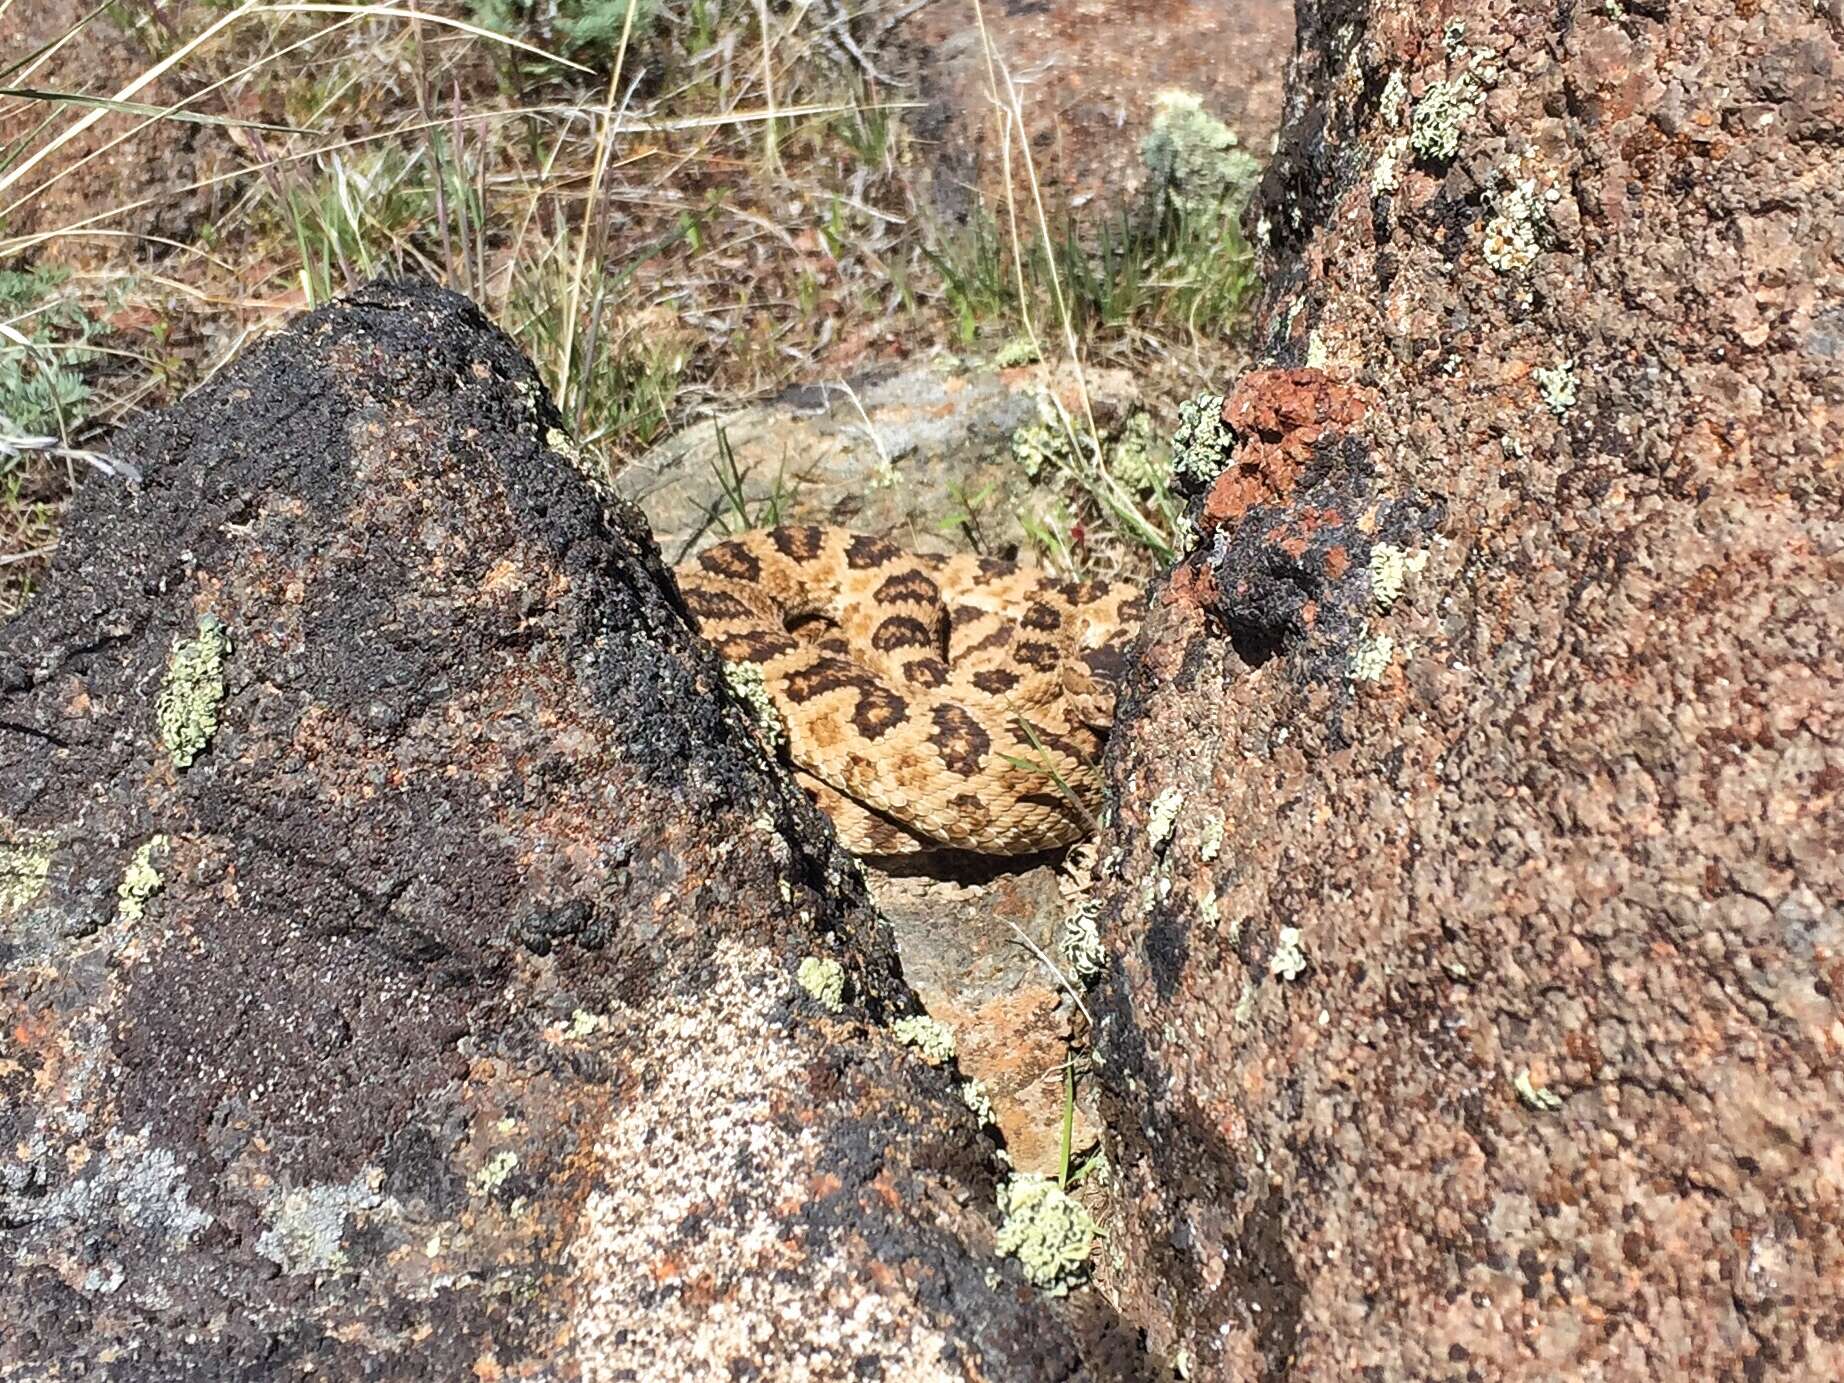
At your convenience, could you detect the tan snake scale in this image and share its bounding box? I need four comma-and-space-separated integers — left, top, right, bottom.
674, 526, 1145, 856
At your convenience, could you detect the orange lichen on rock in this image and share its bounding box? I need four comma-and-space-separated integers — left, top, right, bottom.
1202, 368, 1371, 528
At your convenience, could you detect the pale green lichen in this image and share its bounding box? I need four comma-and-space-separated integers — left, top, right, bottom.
1107, 411, 1169, 493
116, 835, 169, 924
1146, 786, 1183, 849
1197, 810, 1225, 863
995, 1172, 1097, 1294
961, 1079, 996, 1126
1410, 75, 1481, 164
1010, 390, 1074, 481
797, 955, 846, 1012
1483, 176, 1546, 273
722, 659, 785, 753
1378, 71, 1410, 130
1270, 926, 1309, 981
0, 825, 55, 916
1141, 90, 1262, 217
1171, 392, 1232, 485
1371, 135, 1409, 195
545, 425, 582, 464
1306, 331, 1330, 369
472, 1150, 519, 1196
1233, 977, 1257, 1024
156, 616, 229, 770
892, 1014, 956, 1065
993, 336, 1041, 368
1059, 904, 1105, 986
564, 1008, 607, 1040
1535, 358, 1579, 416
1349, 629, 1395, 683
1514, 1069, 1564, 1111
1368, 543, 1427, 611
255, 1172, 382, 1275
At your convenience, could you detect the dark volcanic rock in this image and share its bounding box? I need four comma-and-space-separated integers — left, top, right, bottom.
0, 281, 1149, 1378
1095, 0, 1844, 1377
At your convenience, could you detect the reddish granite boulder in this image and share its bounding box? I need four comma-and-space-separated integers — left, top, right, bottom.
1095, 0, 1844, 1375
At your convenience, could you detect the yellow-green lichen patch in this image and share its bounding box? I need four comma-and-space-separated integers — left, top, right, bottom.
117, 835, 169, 924
1106, 412, 1168, 493
255, 1172, 383, 1275
1348, 629, 1395, 683
1378, 71, 1410, 129
472, 1150, 519, 1197
1197, 810, 1226, 863
1009, 389, 1077, 481
1, 824, 55, 917
1482, 176, 1546, 274
960, 1079, 996, 1126
723, 659, 785, 754
797, 955, 846, 1012
565, 1008, 607, 1040
892, 1014, 956, 1066
1368, 543, 1429, 611
1371, 136, 1409, 196
995, 1173, 1097, 1295
156, 616, 230, 770
993, 337, 1041, 369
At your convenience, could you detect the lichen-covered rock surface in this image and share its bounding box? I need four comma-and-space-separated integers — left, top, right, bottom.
0, 281, 1153, 1378
1094, 0, 1844, 1376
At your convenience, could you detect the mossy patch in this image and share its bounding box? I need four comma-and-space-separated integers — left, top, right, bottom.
156, 616, 230, 770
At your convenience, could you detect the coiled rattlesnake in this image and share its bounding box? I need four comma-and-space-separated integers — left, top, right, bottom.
674, 526, 1144, 856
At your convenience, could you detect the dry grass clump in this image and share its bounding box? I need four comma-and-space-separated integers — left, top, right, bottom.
1, 0, 1259, 608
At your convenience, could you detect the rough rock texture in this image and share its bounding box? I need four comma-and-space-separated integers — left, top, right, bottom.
1095, 0, 1844, 1377
0, 281, 1152, 1378
894, 0, 1293, 225
619, 359, 1139, 565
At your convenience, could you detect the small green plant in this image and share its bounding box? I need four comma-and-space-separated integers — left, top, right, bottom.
263, 148, 432, 306
707, 423, 800, 533
0, 266, 101, 438
469, 0, 661, 66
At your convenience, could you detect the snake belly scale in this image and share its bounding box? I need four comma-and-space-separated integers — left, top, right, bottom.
673, 525, 1144, 856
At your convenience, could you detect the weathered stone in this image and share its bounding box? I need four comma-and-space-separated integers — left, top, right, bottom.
0, 281, 1151, 1377
619, 359, 1139, 564
1094, 0, 1844, 1376
893, 0, 1294, 227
